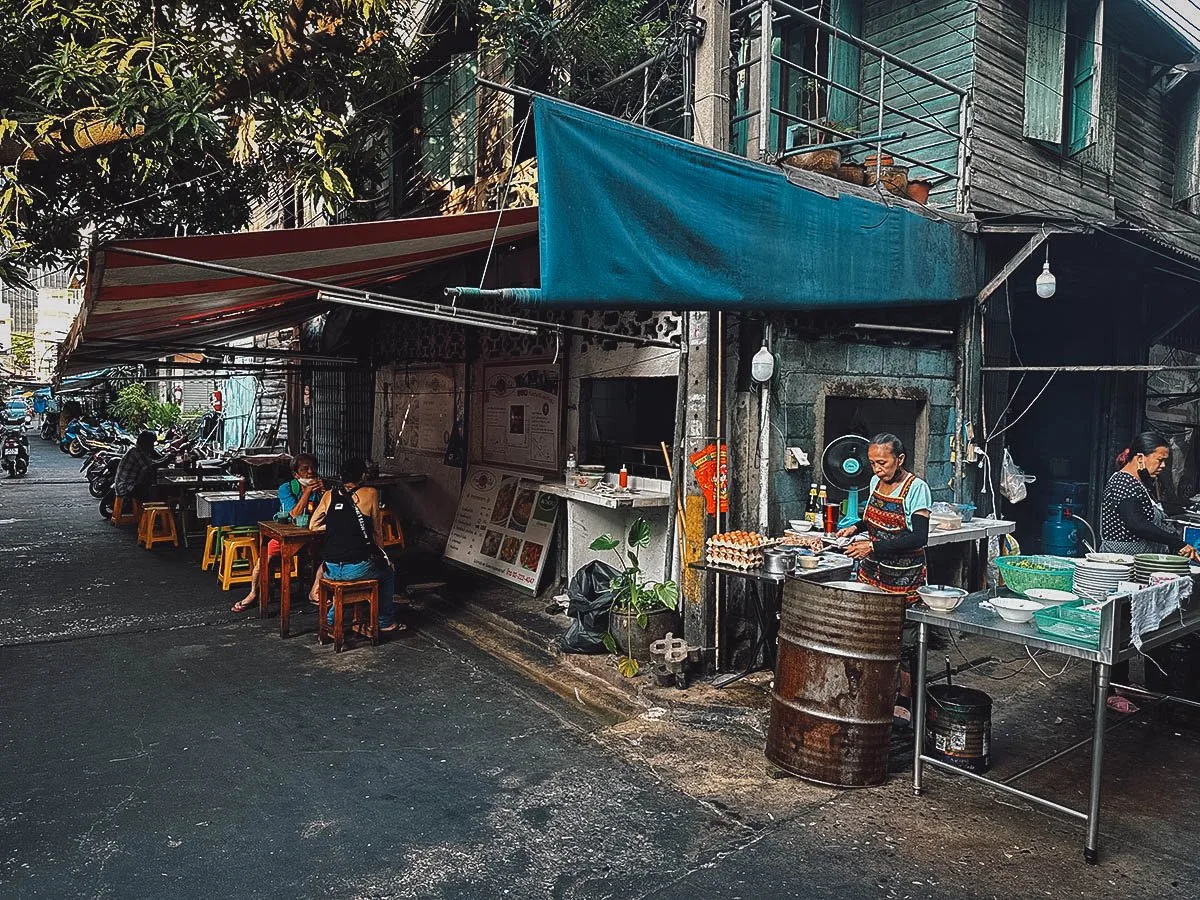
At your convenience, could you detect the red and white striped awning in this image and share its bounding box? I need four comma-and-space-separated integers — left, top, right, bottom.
65, 206, 538, 372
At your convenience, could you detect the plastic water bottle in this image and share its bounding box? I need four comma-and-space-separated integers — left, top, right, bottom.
565, 452, 576, 486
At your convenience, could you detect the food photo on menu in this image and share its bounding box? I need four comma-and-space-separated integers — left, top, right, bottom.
480, 530, 503, 559
508, 487, 537, 533
519, 541, 544, 572
491, 477, 518, 524
499, 536, 522, 564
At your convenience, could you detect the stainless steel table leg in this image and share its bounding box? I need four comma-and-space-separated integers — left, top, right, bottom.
1085, 661, 1111, 864
913, 621, 929, 796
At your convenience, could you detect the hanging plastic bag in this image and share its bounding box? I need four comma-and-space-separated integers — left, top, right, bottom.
999, 449, 1036, 503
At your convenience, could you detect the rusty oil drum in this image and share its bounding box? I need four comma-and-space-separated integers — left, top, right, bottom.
766, 579, 906, 787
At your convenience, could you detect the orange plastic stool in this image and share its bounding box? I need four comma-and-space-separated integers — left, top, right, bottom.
140, 505, 179, 550
218, 535, 259, 591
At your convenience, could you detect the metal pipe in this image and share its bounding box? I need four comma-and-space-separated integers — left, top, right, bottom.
758, 322, 771, 532
983, 365, 1200, 373
854, 323, 955, 337
319, 292, 538, 336
591, 44, 680, 95
671, 310, 691, 590
912, 622, 929, 795
1086, 663, 1112, 863
714, 310, 724, 671
875, 58, 886, 184
955, 92, 971, 214
920, 755, 1088, 822
775, 111, 959, 179
476, 77, 534, 99
647, 93, 686, 118
782, 131, 906, 157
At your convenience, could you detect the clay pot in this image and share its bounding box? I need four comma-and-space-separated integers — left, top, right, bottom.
865, 164, 909, 198
907, 179, 933, 205
838, 163, 866, 186
783, 148, 842, 176
609, 607, 680, 662
864, 153, 894, 169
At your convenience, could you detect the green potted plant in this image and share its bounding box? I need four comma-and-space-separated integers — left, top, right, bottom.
591, 517, 680, 676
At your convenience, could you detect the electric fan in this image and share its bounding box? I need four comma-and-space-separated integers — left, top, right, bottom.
821, 434, 874, 529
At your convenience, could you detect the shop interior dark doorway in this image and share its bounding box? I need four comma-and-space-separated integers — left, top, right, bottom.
822, 395, 924, 503
579, 377, 677, 479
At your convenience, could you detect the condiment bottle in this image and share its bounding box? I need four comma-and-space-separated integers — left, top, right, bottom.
238, 476, 247, 500
565, 452, 577, 485
618, 464, 629, 489
806, 483, 819, 523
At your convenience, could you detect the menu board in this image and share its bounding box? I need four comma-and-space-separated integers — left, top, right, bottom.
444, 464, 559, 594
481, 363, 561, 472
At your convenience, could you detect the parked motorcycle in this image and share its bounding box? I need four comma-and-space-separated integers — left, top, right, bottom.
2, 427, 29, 477
40, 412, 59, 441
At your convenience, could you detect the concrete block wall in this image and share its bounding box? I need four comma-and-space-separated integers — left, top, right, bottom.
766, 335, 959, 532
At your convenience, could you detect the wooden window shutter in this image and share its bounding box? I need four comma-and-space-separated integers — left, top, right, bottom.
421, 72, 451, 184
1023, 0, 1068, 144
448, 53, 477, 181
1175, 83, 1200, 210
1078, 13, 1117, 173
827, 0, 862, 129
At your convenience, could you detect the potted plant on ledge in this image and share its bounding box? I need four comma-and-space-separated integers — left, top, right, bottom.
591, 517, 680, 677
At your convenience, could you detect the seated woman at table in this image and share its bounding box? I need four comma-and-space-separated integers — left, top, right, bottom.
309, 457, 402, 634
231, 454, 325, 613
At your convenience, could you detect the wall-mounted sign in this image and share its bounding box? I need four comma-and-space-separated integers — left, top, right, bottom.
481, 362, 561, 472
444, 464, 558, 594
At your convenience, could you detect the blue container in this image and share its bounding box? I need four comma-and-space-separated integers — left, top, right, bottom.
1041, 503, 1079, 557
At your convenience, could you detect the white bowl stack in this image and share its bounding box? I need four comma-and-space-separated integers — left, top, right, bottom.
1073, 557, 1133, 600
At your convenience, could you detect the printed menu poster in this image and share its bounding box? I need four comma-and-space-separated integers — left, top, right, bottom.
380, 366, 458, 457
444, 465, 558, 594
481, 363, 561, 472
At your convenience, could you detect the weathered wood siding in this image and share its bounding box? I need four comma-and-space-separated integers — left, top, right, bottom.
862, 0, 977, 207
971, 0, 1200, 260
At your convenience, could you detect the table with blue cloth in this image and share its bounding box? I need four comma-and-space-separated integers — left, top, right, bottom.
196, 490, 281, 527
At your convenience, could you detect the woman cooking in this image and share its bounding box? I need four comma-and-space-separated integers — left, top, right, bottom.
835, 433, 934, 601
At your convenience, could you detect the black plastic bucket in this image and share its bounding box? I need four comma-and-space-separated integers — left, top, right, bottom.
925, 685, 992, 773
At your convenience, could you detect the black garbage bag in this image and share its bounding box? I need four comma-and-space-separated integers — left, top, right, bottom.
557, 560, 622, 654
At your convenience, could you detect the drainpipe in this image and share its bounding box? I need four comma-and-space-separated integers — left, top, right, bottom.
758, 322, 772, 532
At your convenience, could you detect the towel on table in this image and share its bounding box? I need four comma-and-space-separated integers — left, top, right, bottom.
1128, 577, 1193, 652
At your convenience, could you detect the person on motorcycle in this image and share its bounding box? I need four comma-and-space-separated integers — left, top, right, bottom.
113, 431, 164, 503
231, 453, 326, 613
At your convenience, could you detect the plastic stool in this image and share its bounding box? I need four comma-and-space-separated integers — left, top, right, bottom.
317, 577, 379, 652
111, 495, 141, 526
380, 509, 405, 549
218, 535, 259, 591
136, 502, 169, 546
201, 525, 230, 571
140, 504, 179, 550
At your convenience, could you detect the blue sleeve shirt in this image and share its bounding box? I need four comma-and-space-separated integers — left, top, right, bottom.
867, 474, 933, 530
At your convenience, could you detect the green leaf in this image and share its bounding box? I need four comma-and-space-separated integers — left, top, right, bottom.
636, 612, 649, 629
653, 581, 679, 611
589, 534, 619, 552
626, 550, 639, 569
627, 517, 652, 549
601, 632, 618, 655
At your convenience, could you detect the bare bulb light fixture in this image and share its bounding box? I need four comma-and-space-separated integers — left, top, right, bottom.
1035, 242, 1057, 299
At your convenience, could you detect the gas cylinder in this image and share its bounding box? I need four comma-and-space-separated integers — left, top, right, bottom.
1041, 503, 1079, 557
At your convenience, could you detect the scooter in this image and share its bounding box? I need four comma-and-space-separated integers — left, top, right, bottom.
2, 426, 29, 477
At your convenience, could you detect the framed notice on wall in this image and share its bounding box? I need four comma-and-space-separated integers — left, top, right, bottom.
444, 465, 558, 594
378, 366, 459, 458
481, 362, 561, 472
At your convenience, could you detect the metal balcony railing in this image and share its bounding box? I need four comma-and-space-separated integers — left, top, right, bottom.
730, 0, 971, 212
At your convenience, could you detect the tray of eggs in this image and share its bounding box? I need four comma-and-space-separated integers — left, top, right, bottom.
705, 531, 776, 569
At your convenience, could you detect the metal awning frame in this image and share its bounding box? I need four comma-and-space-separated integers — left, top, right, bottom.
97, 246, 681, 352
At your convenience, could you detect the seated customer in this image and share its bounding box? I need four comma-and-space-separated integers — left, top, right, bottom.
309, 457, 402, 634
113, 431, 163, 503
232, 453, 325, 613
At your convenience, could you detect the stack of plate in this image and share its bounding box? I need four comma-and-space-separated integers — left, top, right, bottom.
1134, 553, 1190, 584
1073, 557, 1134, 600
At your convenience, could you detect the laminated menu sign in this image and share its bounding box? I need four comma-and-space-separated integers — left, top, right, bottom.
481, 363, 561, 471
444, 464, 559, 594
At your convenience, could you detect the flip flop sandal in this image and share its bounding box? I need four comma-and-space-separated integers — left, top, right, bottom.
379, 622, 407, 634
1106, 695, 1140, 715
230, 597, 256, 613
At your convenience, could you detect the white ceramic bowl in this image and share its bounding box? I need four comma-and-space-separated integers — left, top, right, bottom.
984, 596, 1041, 623
1025, 588, 1078, 606
917, 585, 966, 611
795, 555, 821, 570
1086, 552, 1135, 566
788, 520, 814, 532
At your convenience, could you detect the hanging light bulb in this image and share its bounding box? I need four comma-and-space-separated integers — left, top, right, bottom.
1035, 242, 1056, 299
751, 343, 775, 383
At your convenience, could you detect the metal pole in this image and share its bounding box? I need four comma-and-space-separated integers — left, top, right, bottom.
715, 310, 725, 671
983, 365, 1200, 373
1085, 662, 1111, 864
955, 92, 970, 214
912, 622, 928, 795
875, 57, 886, 183
758, 0, 773, 158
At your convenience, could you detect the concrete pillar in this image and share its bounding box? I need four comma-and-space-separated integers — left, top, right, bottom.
693, 0, 731, 152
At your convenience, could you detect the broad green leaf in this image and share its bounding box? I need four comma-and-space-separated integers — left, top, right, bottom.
636, 612, 649, 629
589, 534, 619, 552
627, 517, 651, 549
653, 581, 679, 610
601, 632, 618, 655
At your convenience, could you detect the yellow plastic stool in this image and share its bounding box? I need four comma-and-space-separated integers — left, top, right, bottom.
201, 525, 230, 571
218, 535, 259, 591
140, 505, 179, 550
380, 508, 405, 549
136, 502, 169, 545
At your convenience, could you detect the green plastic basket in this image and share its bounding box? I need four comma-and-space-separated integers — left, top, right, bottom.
995, 554, 1076, 597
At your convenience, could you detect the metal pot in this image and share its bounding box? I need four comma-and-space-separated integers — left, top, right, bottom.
763, 548, 795, 575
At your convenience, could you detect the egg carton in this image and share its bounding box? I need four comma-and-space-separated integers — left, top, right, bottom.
706, 531, 773, 552
706, 551, 765, 570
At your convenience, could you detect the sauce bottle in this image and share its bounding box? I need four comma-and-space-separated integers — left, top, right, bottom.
618, 464, 629, 489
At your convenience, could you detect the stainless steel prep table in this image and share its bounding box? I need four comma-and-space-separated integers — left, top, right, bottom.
908, 587, 1200, 863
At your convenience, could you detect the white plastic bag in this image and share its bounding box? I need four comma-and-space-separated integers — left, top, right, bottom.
999, 449, 1036, 503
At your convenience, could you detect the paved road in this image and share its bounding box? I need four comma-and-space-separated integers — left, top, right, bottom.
1, 437, 959, 899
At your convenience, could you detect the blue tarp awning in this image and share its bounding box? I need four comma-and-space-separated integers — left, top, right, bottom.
531, 98, 979, 310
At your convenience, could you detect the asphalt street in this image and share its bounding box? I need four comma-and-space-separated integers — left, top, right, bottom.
0, 436, 960, 899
